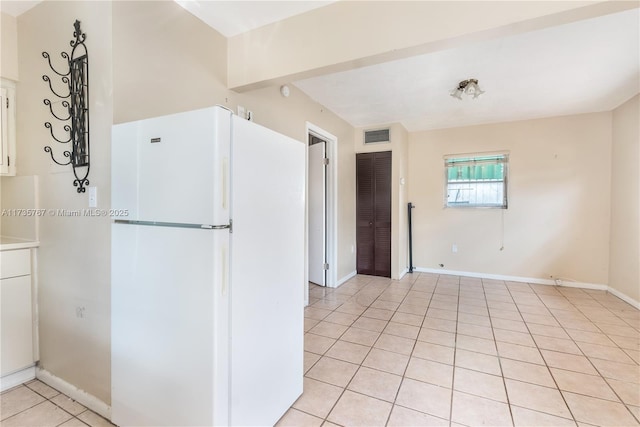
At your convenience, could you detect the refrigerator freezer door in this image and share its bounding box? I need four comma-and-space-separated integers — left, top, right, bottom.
111, 223, 230, 426
111, 106, 231, 226
230, 117, 305, 426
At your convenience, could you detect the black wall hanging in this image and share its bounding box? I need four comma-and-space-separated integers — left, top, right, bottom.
43, 20, 90, 193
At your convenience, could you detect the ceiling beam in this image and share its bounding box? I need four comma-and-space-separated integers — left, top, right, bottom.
227, 1, 638, 92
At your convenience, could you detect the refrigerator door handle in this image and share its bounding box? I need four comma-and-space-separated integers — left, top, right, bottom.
114, 219, 232, 231
201, 224, 231, 230
203, 220, 232, 232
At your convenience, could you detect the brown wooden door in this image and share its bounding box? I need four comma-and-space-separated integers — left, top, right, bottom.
356, 151, 391, 277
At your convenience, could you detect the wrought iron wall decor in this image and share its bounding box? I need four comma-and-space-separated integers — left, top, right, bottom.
42, 20, 90, 193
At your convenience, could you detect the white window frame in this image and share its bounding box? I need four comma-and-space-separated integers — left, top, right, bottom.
444, 152, 509, 209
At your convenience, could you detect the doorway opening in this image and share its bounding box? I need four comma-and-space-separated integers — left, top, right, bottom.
305, 123, 337, 305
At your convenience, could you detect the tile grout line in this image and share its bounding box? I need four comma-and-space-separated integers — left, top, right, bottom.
482, 278, 515, 427
1, 382, 92, 427
384, 272, 441, 427
306, 275, 396, 425
299, 274, 640, 427
549, 284, 640, 423
447, 274, 461, 427
306, 273, 447, 425
381, 272, 419, 427
0, 384, 45, 422
506, 281, 580, 424
507, 282, 640, 423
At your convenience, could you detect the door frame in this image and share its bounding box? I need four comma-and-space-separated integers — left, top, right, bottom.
305, 122, 338, 306
308, 137, 326, 288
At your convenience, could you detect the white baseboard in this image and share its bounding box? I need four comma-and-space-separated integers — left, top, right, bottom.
0, 365, 36, 392
414, 267, 608, 290
607, 286, 640, 310
336, 270, 357, 287
398, 268, 409, 280
414, 267, 640, 307
36, 367, 111, 420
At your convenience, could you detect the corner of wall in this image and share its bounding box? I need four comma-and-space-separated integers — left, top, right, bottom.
1, 12, 19, 80
608, 94, 640, 303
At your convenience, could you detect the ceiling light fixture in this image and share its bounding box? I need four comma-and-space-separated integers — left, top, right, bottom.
450, 79, 485, 100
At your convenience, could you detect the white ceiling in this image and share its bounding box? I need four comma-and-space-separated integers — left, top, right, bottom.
173, 2, 638, 131
174, 0, 335, 37
294, 8, 640, 131
0, 1, 41, 16
4, 2, 638, 132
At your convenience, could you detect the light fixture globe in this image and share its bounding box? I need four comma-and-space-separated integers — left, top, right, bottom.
451, 79, 484, 100
450, 87, 464, 100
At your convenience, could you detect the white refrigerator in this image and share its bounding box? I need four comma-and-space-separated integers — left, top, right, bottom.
110, 106, 304, 426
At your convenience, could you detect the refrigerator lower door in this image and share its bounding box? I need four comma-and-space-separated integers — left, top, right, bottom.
111, 223, 229, 426
230, 117, 305, 426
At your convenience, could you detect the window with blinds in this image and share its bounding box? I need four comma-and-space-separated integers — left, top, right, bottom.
444, 153, 508, 208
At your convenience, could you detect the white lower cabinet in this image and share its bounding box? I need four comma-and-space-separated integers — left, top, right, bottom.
1, 275, 33, 375
0, 249, 34, 379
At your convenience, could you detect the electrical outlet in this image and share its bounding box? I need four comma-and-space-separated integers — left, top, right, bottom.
75, 306, 86, 319
88, 186, 97, 207
237, 105, 246, 118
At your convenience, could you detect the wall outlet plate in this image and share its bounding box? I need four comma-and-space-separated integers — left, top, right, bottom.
88, 186, 97, 207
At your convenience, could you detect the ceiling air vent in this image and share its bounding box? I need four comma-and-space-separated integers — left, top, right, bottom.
364, 128, 390, 144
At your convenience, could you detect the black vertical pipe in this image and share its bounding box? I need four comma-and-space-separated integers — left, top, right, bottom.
408, 202, 415, 273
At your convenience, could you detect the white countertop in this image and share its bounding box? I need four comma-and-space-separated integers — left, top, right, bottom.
0, 236, 40, 251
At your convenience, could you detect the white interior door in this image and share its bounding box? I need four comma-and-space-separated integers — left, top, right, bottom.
308, 138, 326, 286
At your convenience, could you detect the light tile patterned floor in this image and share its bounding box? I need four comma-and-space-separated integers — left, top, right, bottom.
0, 380, 115, 427
277, 273, 640, 427
2, 273, 638, 426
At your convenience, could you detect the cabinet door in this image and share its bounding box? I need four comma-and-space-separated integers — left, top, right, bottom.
1, 275, 34, 376
0, 83, 15, 176
356, 152, 391, 278
0, 87, 8, 175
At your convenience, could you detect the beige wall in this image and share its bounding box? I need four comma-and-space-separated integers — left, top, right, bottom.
112, 1, 228, 124
8, 0, 356, 406
9, 0, 635, 412
113, 1, 356, 283
355, 123, 409, 279
17, 0, 113, 403
0, 175, 38, 240
609, 94, 639, 302
397, 126, 409, 278
1, 12, 19, 80
408, 113, 613, 284
232, 85, 356, 280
